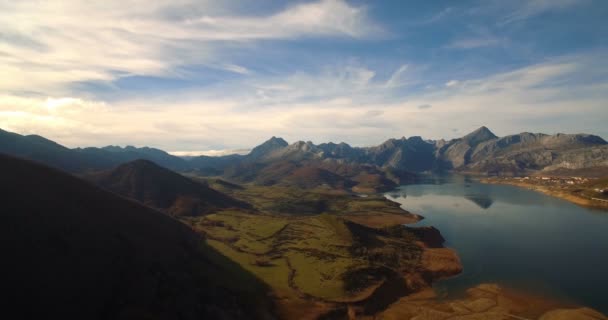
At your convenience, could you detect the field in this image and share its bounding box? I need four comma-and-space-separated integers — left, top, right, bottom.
179, 181, 448, 318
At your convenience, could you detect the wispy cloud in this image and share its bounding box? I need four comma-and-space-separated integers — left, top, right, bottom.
249, 64, 378, 106
183, 0, 380, 39
445, 80, 460, 87
499, 0, 587, 25
447, 36, 504, 49
2, 53, 606, 150
384, 65, 409, 88
221, 64, 251, 75
421, 7, 454, 24
0, 0, 379, 95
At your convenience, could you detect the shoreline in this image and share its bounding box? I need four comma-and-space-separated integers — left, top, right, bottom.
480, 178, 608, 211
378, 182, 608, 319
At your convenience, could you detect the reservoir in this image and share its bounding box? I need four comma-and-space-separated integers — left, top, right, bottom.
387, 175, 608, 313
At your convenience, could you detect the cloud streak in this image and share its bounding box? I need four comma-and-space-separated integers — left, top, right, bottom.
2, 53, 606, 151
447, 36, 504, 49
0, 0, 379, 94
498, 0, 588, 25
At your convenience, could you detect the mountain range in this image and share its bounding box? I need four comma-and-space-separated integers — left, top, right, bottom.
186, 126, 607, 176
0, 128, 189, 172
1, 126, 606, 182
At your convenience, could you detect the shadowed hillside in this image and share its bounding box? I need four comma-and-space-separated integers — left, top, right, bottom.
88, 159, 250, 216
0, 154, 274, 320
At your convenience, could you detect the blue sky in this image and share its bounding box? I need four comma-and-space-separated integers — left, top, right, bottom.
0, 0, 607, 154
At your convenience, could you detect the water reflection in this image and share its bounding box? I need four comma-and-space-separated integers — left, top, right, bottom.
387, 175, 608, 313
395, 174, 557, 208
464, 194, 494, 209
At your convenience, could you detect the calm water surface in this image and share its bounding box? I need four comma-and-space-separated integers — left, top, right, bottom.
386, 175, 608, 313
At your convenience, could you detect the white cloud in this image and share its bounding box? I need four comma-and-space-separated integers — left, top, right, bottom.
445, 80, 460, 87
184, 0, 379, 39
0, 0, 379, 94
249, 64, 377, 106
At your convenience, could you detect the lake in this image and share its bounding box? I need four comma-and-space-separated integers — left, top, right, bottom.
386, 175, 608, 313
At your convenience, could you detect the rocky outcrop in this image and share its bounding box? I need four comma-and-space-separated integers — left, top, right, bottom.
540, 308, 608, 320
420, 248, 463, 280
380, 283, 607, 320
405, 226, 445, 248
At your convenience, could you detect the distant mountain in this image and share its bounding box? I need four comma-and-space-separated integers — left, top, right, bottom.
88, 159, 249, 216
435, 126, 498, 168
248, 136, 288, 160
0, 128, 189, 172
0, 128, 108, 172
0, 154, 274, 319
463, 126, 499, 145
364, 136, 437, 172
2, 126, 606, 179
436, 128, 608, 175
97, 145, 191, 170
228, 128, 607, 178
186, 137, 289, 174
188, 153, 244, 174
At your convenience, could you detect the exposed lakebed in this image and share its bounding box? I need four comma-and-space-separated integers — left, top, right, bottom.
387, 175, 608, 313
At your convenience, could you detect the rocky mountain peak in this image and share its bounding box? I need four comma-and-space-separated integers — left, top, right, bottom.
462, 126, 498, 145
267, 136, 288, 145
248, 136, 289, 159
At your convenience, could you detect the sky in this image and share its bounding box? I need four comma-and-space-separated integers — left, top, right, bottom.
1, 0, 607, 155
